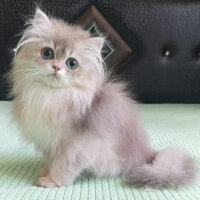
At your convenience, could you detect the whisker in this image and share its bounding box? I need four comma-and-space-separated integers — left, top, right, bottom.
14, 72, 42, 89
10, 68, 49, 76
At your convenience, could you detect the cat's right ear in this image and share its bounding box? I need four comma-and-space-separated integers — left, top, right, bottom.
32, 8, 51, 28
27, 8, 51, 38
15, 8, 51, 54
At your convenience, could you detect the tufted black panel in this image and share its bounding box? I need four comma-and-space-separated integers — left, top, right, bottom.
1, 0, 200, 103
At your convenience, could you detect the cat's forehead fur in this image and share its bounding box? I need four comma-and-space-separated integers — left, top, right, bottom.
16, 8, 93, 53
48, 19, 90, 46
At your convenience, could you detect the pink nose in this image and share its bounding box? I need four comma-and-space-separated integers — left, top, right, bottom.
53, 65, 61, 72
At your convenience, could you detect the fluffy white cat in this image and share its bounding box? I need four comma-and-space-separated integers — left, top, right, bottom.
9, 8, 196, 188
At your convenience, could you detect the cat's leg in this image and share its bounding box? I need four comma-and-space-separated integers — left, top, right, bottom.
38, 167, 49, 177
36, 154, 89, 188
38, 153, 50, 177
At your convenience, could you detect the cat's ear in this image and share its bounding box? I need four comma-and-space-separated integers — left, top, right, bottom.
90, 37, 105, 52
32, 8, 51, 28
15, 8, 51, 53
28, 8, 51, 38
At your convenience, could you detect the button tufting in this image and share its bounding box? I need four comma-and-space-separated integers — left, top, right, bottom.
164, 50, 170, 56
161, 43, 176, 58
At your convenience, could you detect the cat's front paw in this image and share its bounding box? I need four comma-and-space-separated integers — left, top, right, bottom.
36, 176, 58, 188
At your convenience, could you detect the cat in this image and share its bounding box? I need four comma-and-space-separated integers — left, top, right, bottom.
8, 8, 196, 188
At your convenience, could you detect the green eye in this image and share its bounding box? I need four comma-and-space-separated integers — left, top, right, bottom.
41, 48, 54, 59
66, 58, 78, 70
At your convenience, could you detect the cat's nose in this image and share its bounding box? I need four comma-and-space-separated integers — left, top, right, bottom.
53, 65, 61, 72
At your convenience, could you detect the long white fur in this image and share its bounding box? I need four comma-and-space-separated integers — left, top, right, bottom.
9, 8, 197, 188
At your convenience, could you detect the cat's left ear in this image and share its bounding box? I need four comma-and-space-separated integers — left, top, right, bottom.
89, 37, 105, 52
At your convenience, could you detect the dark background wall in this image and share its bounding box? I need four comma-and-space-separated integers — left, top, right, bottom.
1, 0, 200, 103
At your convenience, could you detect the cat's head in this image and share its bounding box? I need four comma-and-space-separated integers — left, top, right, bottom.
12, 8, 105, 92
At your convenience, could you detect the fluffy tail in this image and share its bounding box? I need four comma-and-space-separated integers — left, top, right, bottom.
125, 148, 197, 188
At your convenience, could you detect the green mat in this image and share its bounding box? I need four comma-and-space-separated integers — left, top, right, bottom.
0, 101, 200, 200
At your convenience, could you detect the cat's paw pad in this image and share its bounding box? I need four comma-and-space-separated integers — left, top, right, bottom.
38, 168, 49, 177
36, 177, 58, 188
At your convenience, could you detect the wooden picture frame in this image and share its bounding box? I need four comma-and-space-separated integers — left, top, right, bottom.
75, 5, 132, 68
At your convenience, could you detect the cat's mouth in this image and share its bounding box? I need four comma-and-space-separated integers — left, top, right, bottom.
52, 73, 58, 78
40, 73, 60, 86
39, 75, 64, 88
47, 72, 59, 79
37, 71, 69, 88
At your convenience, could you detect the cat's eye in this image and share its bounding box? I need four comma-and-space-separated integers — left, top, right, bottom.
66, 58, 78, 70
41, 48, 54, 59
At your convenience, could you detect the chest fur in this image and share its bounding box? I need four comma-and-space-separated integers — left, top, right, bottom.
13, 99, 68, 151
